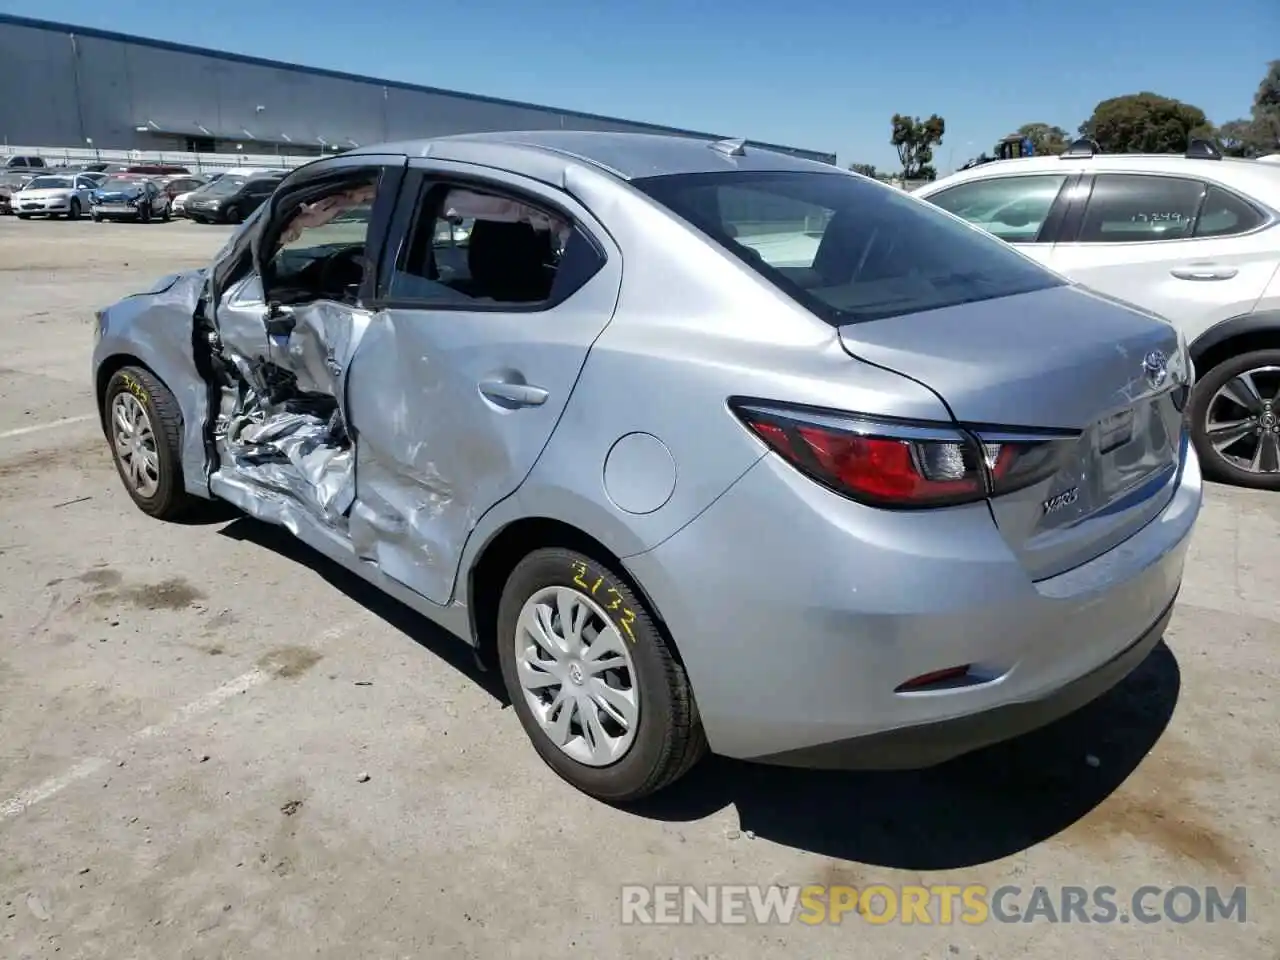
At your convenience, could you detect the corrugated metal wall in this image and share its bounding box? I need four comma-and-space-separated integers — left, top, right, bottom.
0, 16, 836, 163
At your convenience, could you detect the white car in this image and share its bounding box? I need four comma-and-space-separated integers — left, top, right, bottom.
914, 142, 1280, 489
12, 172, 102, 220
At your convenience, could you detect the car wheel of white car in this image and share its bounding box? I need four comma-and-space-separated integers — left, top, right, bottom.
68, 199, 81, 220
1190, 349, 1280, 490
496, 547, 707, 802
104, 366, 196, 519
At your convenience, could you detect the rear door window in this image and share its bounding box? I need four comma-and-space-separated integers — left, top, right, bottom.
1076, 175, 1205, 242
634, 170, 1062, 325
925, 174, 1070, 243
1193, 185, 1268, 238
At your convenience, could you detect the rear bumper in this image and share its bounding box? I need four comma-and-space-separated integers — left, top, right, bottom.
756, 593, 1174, 769
623, 443, 1201, 766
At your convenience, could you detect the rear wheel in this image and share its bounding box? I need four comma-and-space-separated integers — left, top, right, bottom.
103, 366, 196, 520
1189, 349, 1280, 490
496, 547, 706, 802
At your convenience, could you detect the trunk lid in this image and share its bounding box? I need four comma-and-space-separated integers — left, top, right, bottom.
838, 284, 1190, 580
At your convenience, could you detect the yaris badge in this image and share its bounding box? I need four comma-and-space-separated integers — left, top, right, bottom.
1143, 350, 1169, 388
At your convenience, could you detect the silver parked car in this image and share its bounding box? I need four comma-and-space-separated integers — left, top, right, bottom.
92, 131, 1202, 801
11, 172, 102, 219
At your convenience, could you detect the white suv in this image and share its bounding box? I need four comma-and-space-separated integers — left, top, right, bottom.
914, 141, 1280, 490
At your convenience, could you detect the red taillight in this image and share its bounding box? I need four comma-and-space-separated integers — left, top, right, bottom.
732, 400, 1072, 509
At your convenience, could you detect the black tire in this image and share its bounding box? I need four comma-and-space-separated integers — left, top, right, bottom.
224, 204, 243, 224
103, 366, 196, 520
91, 213, 102, 222
1188, 348, 1280, 490
68, 198, 81, 220
138, 204, 151, 224
496, 547, 707, 802
161, 203, 171, 222
16, 213, 30, 220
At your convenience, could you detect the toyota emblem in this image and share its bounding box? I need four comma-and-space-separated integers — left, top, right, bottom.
1143, 350, 1169, 387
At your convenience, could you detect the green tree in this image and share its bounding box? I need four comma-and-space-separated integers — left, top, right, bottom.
890, 113, 945, 179
1218, 60, 1280, 157
998, 123, 1070, 156
848, 162, 878, 178
1078, 93, 1213, 153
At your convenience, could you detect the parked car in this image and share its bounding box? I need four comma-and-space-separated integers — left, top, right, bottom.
914, 138, 1280, 489
158, 174, 208, 203
0, 170, 42, 215
183, 173, 284, 223
92, 131, 1201, 801
125, 164, 190, 176
3, 155, 46, 170
89, 176, 171, 222
11, 172, 102, 219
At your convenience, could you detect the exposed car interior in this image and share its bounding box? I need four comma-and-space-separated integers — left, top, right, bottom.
209, 171, 578, 533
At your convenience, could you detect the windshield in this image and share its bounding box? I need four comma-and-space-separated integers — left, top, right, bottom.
101, 177, 142, 191
26, 176, 72, 190
205, 178, 248, 196
633, 170, 1063, 325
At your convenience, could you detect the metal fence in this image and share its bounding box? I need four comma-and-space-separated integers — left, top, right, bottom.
1, 144, 316, 173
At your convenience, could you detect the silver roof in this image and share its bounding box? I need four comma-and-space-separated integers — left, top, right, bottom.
351, 130, 843, 181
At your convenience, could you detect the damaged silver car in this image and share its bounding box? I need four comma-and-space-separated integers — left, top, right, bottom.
93, 132, 1200, 803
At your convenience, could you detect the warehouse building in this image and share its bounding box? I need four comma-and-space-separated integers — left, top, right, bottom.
0, 14, 835, 164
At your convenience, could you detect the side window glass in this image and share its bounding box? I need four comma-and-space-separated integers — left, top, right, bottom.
266, 176, 379, 304
927, 175, 1068, 243
1193, 185, 1267, 238
389, 184, 602, 307
1077, 175, 1204, 243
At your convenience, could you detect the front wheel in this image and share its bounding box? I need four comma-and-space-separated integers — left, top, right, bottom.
103, 366, 196, 519
161, 203, 171, 222
68, 198, 81, 220
223, 204, 243, 224
497, 548, 706, 802
1189, 348, 1280, 490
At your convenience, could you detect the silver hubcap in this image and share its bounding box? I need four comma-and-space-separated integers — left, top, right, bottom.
1205, 366, 1280, 474
515, 586, 639, 767
110, 393, 160, 497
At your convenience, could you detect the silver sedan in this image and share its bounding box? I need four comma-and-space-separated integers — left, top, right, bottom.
90, 131, 1202, 801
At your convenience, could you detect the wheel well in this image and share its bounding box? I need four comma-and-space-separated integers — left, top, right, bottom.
94, 354, 151, 429
467, 517, 678, 672
1193, 329, 1280, 380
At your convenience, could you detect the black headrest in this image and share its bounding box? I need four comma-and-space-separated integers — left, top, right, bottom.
467, 220, 552, 300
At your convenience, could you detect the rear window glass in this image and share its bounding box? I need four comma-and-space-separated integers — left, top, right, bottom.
633, 171, 1062, 325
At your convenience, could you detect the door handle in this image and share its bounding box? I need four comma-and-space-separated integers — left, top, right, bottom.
1170, 265, 1238, 281
478, 380, 549, 408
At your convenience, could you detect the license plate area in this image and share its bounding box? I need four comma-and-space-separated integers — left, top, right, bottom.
1097, 408, 1135, 455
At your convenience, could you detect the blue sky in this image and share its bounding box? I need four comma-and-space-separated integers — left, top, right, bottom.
1, 0, 1275, 170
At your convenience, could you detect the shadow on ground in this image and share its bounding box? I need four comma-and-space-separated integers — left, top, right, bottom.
217, 516, 506, 701
219, 514, 1180, 871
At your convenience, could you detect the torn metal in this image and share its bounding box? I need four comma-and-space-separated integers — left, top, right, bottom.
211, 299, 364, 527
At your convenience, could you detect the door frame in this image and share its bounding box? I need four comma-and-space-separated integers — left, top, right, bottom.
367, 157, 620, 312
